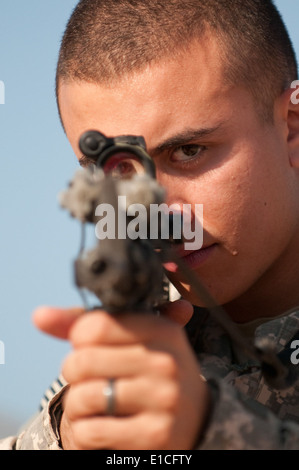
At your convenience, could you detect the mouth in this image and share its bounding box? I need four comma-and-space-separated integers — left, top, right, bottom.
163, 243, 218, 273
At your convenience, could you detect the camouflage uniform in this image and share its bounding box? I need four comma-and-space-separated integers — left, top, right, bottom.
1, 306, 299, 450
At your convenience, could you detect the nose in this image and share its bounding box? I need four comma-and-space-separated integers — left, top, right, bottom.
155, 167, 189, 208
154, 168, 204, 250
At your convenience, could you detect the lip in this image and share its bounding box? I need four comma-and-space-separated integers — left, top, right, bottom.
163, 243, 217, 273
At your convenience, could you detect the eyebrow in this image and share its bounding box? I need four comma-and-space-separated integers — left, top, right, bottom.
78, 121, 226, 166
150, 122, 226, 156
79, 155, 94, 167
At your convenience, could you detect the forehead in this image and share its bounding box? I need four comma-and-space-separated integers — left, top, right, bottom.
58, 39, 251, 153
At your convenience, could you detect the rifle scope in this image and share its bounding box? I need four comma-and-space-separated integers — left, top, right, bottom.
79, 130, 156, 180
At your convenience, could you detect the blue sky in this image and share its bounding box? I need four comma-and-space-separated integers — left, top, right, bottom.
0, 0, 299, 437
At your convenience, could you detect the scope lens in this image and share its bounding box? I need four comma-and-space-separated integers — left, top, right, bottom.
102, 153, 146, 179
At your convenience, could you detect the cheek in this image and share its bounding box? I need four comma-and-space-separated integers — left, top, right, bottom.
210, 153, 299, 281
156, 140, 298, 259
156, 165, 251, 248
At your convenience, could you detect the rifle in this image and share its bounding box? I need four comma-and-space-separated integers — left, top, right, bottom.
59, 129, 297, 390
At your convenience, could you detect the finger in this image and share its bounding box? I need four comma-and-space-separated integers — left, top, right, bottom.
68, 413, 172, 450
63, 345, 148, 381
158, 299, 193, 326
65, 377, 178, 419
62, 345, 178, 383
69, 309, 185, 347
32, 306, 84, 340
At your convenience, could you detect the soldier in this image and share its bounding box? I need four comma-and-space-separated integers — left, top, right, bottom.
2, 0, 299, 449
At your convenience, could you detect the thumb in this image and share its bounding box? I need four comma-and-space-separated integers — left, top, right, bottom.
159, 299, 194, 327
32, 306, 85, 340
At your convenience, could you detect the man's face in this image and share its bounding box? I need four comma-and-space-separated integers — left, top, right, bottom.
59, 39, 299, 319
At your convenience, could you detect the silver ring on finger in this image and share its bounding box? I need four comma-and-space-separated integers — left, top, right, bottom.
102, 378, 116, 415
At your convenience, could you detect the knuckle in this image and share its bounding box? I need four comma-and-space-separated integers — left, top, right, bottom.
150, 352, 178, 379
88, 312, 113, 343
62, 349, 96, 382
65, 382, 100, 419
156, 383, 180, 413
72, 419, 108, 450
158, 320, 182, 343
75, 348, 96, 375
70, 311, 111, 346
72, 421, 91, 449
61, 352, 76, 382
144, 416, 172, 449
63, 390, 78, 421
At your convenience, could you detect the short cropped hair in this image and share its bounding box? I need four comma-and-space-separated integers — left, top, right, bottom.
56, 0, 298, 122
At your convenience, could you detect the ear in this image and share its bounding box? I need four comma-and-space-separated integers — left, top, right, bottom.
286, 81, 299, 168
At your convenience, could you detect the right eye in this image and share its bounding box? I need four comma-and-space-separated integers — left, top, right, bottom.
171, 144, 206, 163
102, 154, 146, 179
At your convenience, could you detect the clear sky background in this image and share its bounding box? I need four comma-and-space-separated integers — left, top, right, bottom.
0, 0, 299, 438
